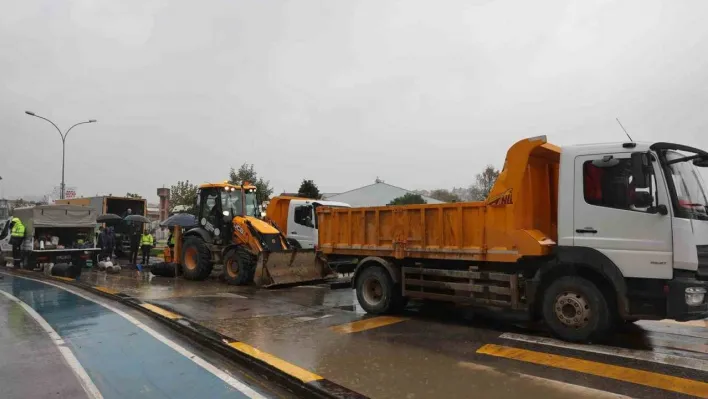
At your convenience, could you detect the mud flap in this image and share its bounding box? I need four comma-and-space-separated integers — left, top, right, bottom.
254, 250, 331, 288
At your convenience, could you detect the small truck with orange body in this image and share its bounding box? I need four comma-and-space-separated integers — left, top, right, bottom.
294, 136, 708, 342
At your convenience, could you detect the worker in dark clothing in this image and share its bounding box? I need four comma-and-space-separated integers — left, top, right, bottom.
129, 227, 140, 265
9, 217, 25, 268
98, 227, 115, 261
107, 226, 116, 258
140, 230, 154, 265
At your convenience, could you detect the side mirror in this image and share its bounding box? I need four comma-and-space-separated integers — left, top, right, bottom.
631, 152, 650, 188
648, 204, 669, 216
633, 191, 653, 208
694, 156, 708, 168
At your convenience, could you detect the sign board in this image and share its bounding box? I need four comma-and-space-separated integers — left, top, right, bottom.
49, 186, 78, 203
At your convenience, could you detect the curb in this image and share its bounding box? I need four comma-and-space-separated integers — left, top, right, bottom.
2, 268, 367, 399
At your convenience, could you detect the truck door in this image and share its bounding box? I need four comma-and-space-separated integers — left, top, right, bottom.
573, 153, 673, 279
287, 201, 315, 248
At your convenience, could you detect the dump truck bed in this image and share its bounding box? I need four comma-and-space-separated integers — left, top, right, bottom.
318, 136, 562, 263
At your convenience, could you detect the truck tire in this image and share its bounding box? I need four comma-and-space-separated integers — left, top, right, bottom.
286, 238, 301, 249
181, 237, 212, 280
355, 266, 405, 314
542, 276, 612, 343
223, 248, 255, 286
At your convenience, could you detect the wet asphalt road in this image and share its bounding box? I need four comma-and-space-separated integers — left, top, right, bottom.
0, 272, 296, 399
75, 269, 708, 398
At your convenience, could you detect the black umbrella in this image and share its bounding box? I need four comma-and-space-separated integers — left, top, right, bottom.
97, 213, 122, 222
124, 214, 151, 224
160, 213, 197, 228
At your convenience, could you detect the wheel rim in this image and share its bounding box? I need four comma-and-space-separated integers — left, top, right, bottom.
184, 247, 197, 270
362, 277, 384, 305
226, 257, 239, 278
554, 291, 591, 328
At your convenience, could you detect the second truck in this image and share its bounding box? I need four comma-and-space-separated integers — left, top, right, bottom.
260, 135, 708, 342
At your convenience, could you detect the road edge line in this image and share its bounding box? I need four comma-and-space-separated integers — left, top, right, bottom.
1, 268, 368, 399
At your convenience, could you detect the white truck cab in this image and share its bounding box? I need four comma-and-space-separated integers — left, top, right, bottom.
557, 140, 708, 322
285, 199, 350, 248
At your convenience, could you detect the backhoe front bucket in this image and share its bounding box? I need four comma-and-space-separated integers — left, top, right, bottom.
253, 250, 330, 288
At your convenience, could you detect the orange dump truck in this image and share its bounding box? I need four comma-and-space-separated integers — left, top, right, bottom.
310, 136, 708, 342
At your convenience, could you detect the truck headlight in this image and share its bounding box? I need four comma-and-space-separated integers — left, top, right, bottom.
685, 287, 707, 306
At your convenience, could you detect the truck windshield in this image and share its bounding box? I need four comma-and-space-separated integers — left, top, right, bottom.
245, 190, 259, 217
221, 189, 243, 216
666, 150, 708, 219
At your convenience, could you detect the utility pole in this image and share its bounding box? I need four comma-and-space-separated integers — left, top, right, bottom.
25, 111, 97, 200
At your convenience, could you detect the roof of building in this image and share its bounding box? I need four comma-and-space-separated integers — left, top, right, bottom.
324, 182, 443, 207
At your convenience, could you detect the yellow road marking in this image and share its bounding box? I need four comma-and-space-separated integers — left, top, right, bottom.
659, 319, 708, 328
329, 316, 406, 334
54, 276, 75, 282
140, 303, 182, 320
477, 344, 708, 398
228, 341, 322, 383
94, 286, 120, 295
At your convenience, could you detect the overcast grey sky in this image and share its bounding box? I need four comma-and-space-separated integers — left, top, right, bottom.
1, 0, 707, 202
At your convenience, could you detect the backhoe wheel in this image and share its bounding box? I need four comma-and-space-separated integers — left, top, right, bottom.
542, 276, 611, 343
355, 266, 404, 314
181, 237, 213, 280
223, 248, 255, 286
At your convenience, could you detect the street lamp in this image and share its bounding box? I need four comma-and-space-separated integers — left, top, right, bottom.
25, 111, 97, 200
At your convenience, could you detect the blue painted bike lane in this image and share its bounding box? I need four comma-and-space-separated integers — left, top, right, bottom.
0, 274, 266, 399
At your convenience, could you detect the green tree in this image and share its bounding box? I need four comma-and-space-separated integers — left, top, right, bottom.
469, 165, 500, 201
429, 189, 461, 203
229, 163, 273, 204
169, 180, 198, 214
388, 193, 427, 206
297, 179, 322, 199
125, 192, 142, 199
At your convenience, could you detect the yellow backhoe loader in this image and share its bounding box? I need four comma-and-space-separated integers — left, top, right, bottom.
176, 182, 331, 287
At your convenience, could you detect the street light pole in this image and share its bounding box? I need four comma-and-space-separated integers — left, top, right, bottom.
25, 111, 97, 200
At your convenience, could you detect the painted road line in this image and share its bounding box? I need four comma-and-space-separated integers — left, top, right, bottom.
93, 286, 120, 295
477, 344, 708, 397
295, 314, 333, 322
229, 341, 323, 383
329, 315, 406, 334
500, 332, 708, 372
2, 273, 267, 399
54, 276, 76, 282
635, 320, 708, 339
0, 289, 103, 399
458, 361, 631, 399
658, 318, 708, 328
141, 302, 183, 319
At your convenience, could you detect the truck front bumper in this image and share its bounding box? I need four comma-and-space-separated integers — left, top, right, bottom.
667, 272, 708, 321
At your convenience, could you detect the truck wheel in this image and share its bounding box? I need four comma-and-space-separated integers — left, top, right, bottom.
223, 248, 254, 285
181, 237, 213, 280
542, 276, 611, 343
355, 266, 404, 314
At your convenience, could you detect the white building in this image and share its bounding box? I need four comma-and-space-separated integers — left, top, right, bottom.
323, 182, 443, 207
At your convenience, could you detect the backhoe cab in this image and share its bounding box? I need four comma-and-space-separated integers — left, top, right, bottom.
180, 182, 285, 284
180, 182, 328, 287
